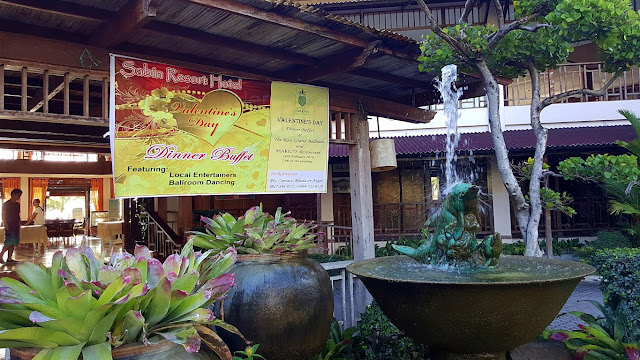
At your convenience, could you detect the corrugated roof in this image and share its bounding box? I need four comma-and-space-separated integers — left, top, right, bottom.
329, 125, 636, 157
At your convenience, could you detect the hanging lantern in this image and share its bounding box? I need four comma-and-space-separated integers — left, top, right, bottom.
370, 138, 397, 172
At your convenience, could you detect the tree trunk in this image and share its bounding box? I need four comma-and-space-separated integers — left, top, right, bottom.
544, 175, 553, 258
476, 61, 532, 247
545, 207, 553, 258
524, 63, 546, 257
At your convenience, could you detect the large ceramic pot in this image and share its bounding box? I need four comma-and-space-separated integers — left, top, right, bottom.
9, 340, 221, 360
216, 251, 334, 360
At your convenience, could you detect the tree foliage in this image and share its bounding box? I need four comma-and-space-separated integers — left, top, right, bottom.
558, 110, 640, 239
515, 158, 576, 216
415, 0, 640, 256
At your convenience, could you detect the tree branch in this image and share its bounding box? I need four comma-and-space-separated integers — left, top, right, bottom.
517, 24, 552, 32
541, 170, 566, 179
492, 0, 505, 28
487, 13, 543, 50
459, 0, 479, 23
416, 0, 471, 59
541, 70, 623, 108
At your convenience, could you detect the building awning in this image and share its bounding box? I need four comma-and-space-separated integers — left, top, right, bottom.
329, 125, 636, 157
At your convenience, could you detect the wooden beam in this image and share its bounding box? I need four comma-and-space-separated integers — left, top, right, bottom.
102, 78, 108, 119
42, 70, 49, 113
0, 64, 4, 110
90, 0, 158, 48
182, 0, 418, 61
143, 21, 317, 66
0, 0, 109, 22
348, 113, 375, 314
291, 42, 382, 83
83, 75, 90, 117
329, 89, 435, 123
63, 72, 70, 115
0, 19, 87, 44
20, 67, 27, 111
350, 68, 432, 90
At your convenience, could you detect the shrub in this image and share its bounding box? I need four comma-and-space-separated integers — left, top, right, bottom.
501, 241, 526, 255
592, 248, 640, 342
576, 231, 633, 264
375, 237, 424, 258
352, 302, 428, 360
593, 230, 634, 249
309, 253, 351, 263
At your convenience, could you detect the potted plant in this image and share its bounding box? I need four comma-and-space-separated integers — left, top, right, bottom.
0, 240, 246, 360
190, 205, 334, 360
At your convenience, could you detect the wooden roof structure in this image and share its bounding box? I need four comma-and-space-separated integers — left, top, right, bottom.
0, 0, 485, 153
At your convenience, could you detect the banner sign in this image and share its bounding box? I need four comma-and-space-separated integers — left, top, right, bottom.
110, 55, 329, 198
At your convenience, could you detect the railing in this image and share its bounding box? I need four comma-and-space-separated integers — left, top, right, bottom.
0, 60, 108, 123
140, 211, 182, 258
505, 62, 640, 106
321, 260, 359, 329
510, 196, 618, 236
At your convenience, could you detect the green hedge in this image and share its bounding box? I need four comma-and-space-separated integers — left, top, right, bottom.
592, 248, 640, 341
576, 230, 634, 264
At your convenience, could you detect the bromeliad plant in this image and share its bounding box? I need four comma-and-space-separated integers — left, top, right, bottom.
0, 240, 245, 360
545, 301, 639, 360
190, 204, 319, 254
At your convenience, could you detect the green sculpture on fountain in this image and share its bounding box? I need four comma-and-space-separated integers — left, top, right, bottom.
393, 183, 502, 267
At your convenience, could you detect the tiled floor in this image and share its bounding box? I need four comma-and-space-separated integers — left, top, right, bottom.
548, 276, 604, 330
0, 235, 119, 272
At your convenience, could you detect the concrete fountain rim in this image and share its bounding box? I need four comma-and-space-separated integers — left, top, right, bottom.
346, 255, 596, 286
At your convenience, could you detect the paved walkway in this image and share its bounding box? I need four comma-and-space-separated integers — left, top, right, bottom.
548, 275, 604, 330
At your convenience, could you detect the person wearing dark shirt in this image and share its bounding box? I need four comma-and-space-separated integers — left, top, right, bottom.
1, 188, 22, 264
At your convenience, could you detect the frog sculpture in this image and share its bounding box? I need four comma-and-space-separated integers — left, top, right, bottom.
393, 183, 502, 267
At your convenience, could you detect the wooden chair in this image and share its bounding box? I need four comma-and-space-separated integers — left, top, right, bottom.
45, 221, 60, 244
59, 220, 75, 245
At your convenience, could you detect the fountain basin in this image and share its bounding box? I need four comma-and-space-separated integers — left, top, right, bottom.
347, 255, 595, 355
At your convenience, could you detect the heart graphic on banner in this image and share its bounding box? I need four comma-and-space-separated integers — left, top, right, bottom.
171, 89, 243, 146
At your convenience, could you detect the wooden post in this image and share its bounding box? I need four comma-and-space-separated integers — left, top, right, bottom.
21, 67, 28, 112
348, 111, 374, 317
43, 70, 49, 114
102, 78, 109, 118
63, 72, 70, 115
83, 75, 90, 117
177, 196, 193, 241
0, 64, 4, 110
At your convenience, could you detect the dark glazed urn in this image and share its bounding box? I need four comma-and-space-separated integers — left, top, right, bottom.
216, 251, 334, 360
9, 340, 222, 359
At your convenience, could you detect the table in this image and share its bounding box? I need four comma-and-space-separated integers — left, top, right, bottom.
97, 221, 124, 253
0, 225, 49, 257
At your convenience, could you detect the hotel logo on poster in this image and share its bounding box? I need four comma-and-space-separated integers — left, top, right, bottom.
110, 54, 329, 198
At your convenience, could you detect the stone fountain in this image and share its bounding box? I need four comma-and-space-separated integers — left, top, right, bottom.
346, 65, 595, 360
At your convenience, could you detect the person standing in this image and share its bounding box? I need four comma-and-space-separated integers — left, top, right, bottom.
24, 198, 44, 226
1, 188, 22, 264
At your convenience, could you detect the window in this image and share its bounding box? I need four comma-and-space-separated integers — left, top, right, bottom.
31, 151, 98, 162
0, 149, 18, 160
